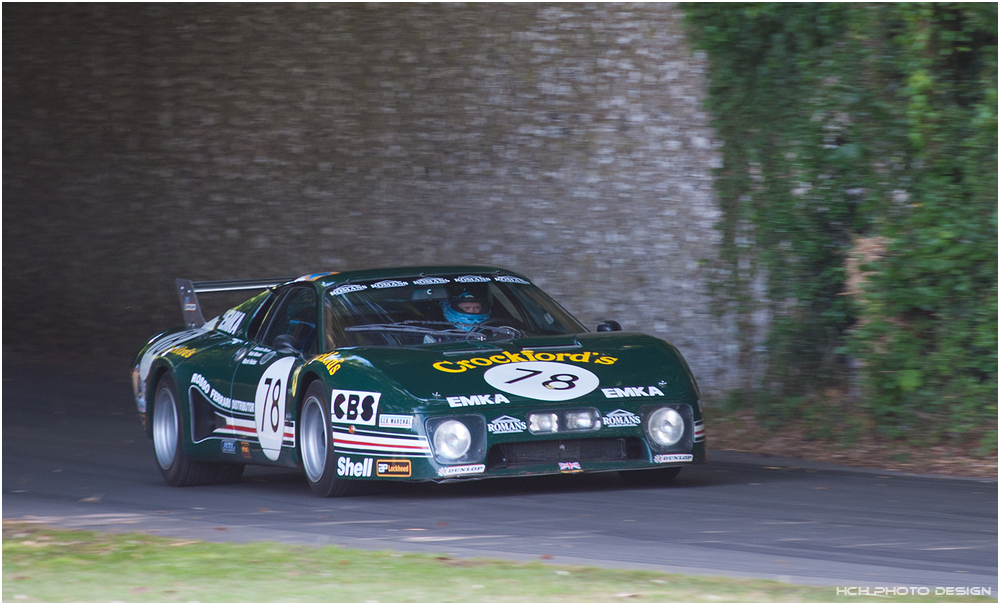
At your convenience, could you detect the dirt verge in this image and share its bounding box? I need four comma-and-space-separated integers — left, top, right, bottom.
709, 412, 997, 479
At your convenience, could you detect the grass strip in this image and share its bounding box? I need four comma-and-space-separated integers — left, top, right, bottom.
2, 522, 991, 602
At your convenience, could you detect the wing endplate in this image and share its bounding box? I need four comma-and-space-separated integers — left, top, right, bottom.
176, 278, 207, 328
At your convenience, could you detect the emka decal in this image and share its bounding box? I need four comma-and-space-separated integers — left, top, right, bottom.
446, 393, 510, 408
601, 386, 666, 398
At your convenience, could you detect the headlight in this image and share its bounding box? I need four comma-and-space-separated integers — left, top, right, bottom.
432, 419, 472, 460
647, 407, 684, 447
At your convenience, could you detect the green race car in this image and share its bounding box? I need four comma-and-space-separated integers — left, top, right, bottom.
132, 266, 705, 496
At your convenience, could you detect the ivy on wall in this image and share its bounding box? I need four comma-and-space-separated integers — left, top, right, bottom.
683, 3, 997, 449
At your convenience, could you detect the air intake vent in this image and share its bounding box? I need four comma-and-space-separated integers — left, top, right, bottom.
486, 437, 643, 470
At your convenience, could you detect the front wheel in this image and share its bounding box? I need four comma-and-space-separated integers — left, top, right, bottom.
152, 374, 243, 486
299, 381, 364, 497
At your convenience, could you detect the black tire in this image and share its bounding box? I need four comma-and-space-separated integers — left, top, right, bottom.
618, 466, 682, 485
299, 381, 364, 497
152, 374, 244, 486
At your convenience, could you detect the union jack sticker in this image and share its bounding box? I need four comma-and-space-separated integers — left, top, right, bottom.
558, 461, 582, 473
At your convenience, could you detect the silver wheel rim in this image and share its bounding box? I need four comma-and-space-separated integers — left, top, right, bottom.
301, 395, 327, 483
153, 385, 178, 469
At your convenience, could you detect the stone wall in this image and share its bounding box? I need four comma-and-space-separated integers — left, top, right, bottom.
3, 4, 741, 397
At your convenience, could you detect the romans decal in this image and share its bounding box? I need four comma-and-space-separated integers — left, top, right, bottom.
370, 280, 408, 289
602, 409, 642, 428
331, 284, 367, 296
454, 275, 491, 283
414, 277, 450, 285
494, 275, 530, 285
487, 415, 527, 434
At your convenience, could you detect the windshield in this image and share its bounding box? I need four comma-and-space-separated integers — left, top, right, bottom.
323, 274, 586, 349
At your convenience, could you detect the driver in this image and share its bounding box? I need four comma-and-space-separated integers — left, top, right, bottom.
442, 287, 490, 331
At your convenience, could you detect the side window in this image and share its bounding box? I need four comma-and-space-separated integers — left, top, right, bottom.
261, 287, 318, 355
245, 291, 277, 342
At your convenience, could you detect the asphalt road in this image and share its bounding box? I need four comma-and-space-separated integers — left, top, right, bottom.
3, 363, 996, 590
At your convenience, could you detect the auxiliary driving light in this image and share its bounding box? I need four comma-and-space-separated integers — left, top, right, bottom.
527, 412, 559, 434
564, 409, 600, 431
647, 407, 685, 447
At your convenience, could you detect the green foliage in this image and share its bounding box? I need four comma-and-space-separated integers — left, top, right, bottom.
684, 3, 997, 448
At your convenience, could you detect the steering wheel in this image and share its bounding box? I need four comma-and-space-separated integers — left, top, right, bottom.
474, 318, 525, 339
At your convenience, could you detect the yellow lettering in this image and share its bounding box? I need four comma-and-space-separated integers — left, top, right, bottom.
433, 361, 467, 373
433, 349, 619, 371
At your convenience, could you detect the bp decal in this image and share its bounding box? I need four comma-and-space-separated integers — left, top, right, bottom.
254, 356, 296, 461
483, 361, 600, 402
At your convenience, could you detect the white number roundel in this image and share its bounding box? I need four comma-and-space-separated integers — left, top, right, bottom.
483, 361, 599, 402
255, 357, 296, 461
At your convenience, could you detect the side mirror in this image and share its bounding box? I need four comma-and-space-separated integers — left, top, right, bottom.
597, 320, 622, 332
272, 334, 301, 354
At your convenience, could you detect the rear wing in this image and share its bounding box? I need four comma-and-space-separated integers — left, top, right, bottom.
176, 277, 294, 328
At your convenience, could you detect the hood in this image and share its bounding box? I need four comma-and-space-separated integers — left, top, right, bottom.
337, 332, 698, 411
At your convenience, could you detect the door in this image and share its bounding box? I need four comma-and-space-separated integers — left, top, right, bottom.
229, 286, 319, 463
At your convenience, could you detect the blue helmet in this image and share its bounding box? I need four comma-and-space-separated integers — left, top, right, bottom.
442, 291, 489, 331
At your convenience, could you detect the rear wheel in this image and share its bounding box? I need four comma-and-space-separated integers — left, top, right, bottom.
618, 466, 682, 485
299, 381, 364, 497
152, 374, 244, 486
